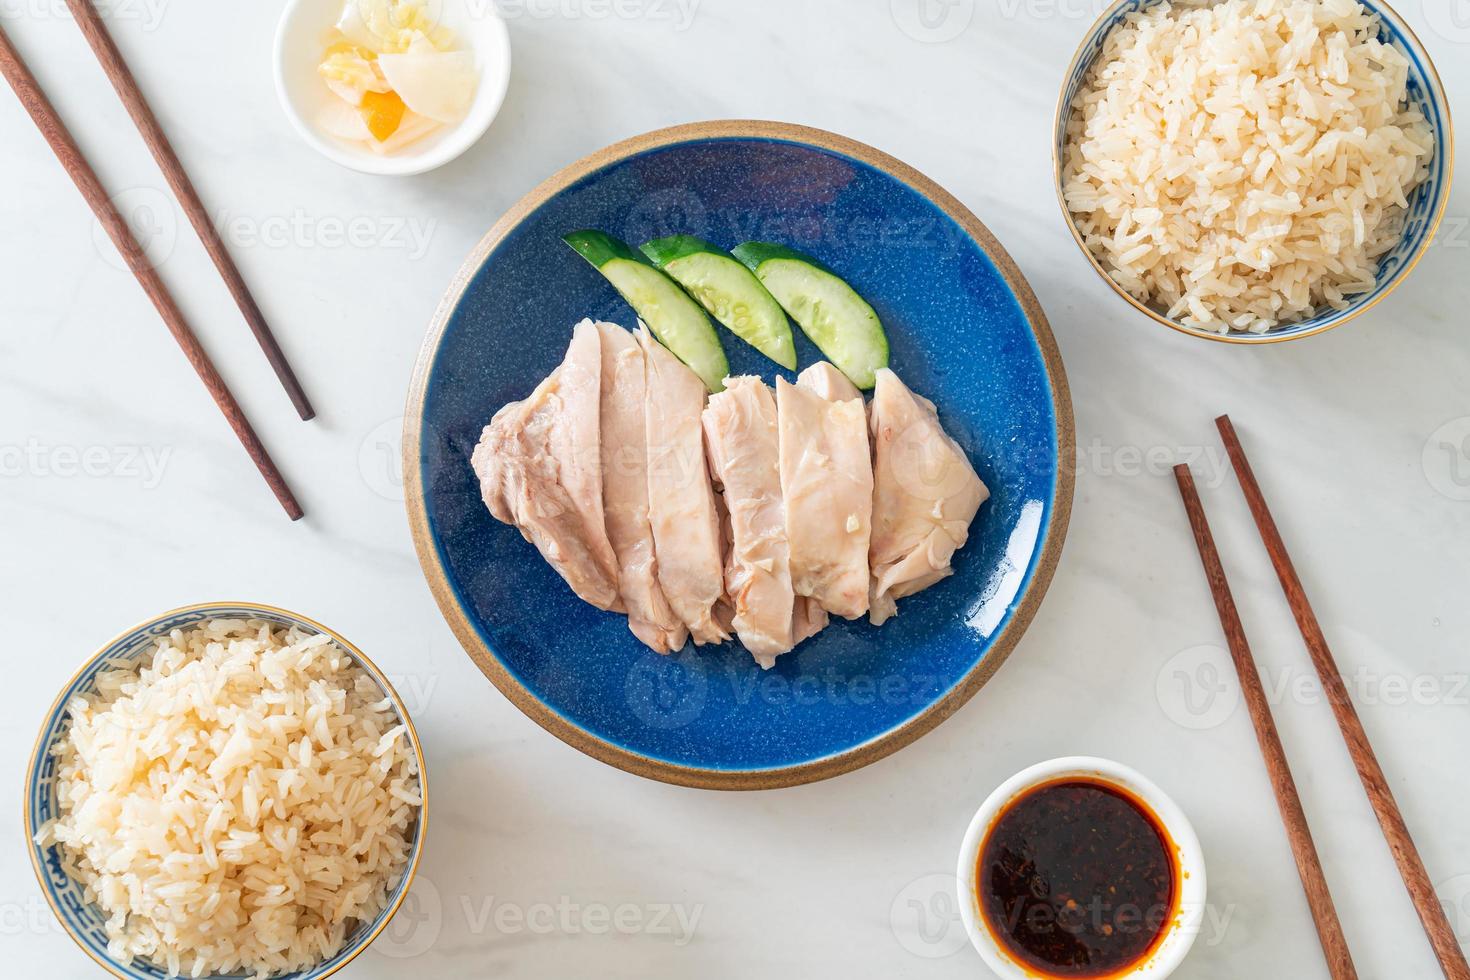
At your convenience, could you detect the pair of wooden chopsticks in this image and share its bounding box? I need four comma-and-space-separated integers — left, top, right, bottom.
0, 4, 309, 520
1175, 415, 1469, 980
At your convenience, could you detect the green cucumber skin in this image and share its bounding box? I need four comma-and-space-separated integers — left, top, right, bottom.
643, 237, 798, 371
564, 230, 729, 392
639, 234, 721, 268
731, 242, 889, 389
563, 229, 647, 268
730, 241, 832, 275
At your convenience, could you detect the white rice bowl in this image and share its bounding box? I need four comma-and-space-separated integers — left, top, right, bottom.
34, 619, 422, 979
1062, 0, 1435, 333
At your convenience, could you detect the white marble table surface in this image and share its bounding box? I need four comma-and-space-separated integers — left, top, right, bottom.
2, 1, 1467, 977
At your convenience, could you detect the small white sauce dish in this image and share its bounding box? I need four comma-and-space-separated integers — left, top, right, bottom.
956, 757, 1208, 980
274, 0, 511, 176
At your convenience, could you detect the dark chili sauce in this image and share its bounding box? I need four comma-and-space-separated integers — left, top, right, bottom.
976, 778, 1178, 977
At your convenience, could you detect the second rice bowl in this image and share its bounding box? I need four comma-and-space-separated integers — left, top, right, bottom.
24, 602, 428, 980
1054, 0, 1453, 343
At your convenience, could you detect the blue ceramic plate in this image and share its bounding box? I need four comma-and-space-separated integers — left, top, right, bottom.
25, 603, 428, 979
405, 122, 1074, 789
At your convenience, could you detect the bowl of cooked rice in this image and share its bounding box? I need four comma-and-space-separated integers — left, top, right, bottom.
25, 603, 427, 980
1055, 0, 1452, 342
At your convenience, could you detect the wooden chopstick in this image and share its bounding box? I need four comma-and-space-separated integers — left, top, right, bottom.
63, 0, 315, 422
1215, 416, 1470, 980
0, 24, 304, 522
1173, 463, 1358, 980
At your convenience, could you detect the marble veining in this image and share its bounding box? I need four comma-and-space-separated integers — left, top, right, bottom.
1, 2, 1467, 979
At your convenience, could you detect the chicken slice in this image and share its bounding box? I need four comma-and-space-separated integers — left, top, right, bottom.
777, 364, 873, 620
797, 361, 862, 404
792, 596, 830, 647
637, 326, 730, 646
471, 321, 622, 611
704, 376, 809, 668
596, 322, 688, 654
713, 478, 826, 653
868, 368, 989, 625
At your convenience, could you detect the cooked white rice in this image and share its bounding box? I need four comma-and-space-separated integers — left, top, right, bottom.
1062, 0, 1434, 333
35, 619, 422, 979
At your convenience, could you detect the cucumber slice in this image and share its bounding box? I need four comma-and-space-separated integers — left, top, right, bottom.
731, 243, 888, 390
564, 230, 729, 392
640, 236, 797, 370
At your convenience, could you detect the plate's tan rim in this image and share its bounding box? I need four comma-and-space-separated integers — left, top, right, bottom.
23, 601, 429, 980
1052, 0, 1456, 344
403, 119, 1076, 792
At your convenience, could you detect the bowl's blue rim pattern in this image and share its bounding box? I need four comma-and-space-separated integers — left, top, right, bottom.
1053, 0, 1455, 342
24, 602, 428, 980
402, 120, 1077, 791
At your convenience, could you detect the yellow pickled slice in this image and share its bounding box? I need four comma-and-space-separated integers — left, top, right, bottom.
359, 90, 407, 142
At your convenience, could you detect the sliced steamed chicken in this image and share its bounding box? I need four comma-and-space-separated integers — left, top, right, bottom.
797, 360, 861, 404
595, 322, 688, 654
471, 322, 623, 611
704, 376, 827, 668
777, 364, 873, 620
637, 327, 730, 646
791, 595, 828, 647
868, 368, 988, 625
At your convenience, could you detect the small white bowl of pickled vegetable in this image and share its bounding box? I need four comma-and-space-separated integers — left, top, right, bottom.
275, 0, 511, 176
